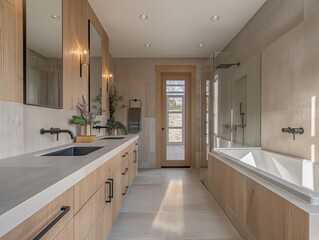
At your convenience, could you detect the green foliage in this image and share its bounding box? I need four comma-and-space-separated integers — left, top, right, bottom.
70, 96, 101, 126
105, 119, 128, 135
169, 98, 182, 111
106, 85, 127, 135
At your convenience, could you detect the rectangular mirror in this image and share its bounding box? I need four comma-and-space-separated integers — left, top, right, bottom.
89, 21, 102, 114
24, 0, 63, 108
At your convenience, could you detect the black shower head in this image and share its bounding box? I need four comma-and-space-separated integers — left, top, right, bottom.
216, 62, 240, 69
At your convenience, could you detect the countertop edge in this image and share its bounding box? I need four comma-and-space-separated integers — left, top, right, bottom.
0, 135, 139, 237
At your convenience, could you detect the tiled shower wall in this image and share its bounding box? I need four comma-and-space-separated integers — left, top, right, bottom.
223, 0, 319, 161
113, 58, 207, 168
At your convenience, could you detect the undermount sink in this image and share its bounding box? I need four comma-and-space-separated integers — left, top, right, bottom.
100, 136, 125, 140
41, 146, 103, 156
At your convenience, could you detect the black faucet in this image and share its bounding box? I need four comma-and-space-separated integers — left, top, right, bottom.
281, 127, 304, 140
40, 128, 74, 141
92, 125, 108, 132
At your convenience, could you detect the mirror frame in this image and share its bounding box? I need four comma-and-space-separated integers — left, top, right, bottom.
23, 0, 63, 109
88, 20, 102, 114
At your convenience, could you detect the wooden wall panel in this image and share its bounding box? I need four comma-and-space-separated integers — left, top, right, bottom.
0, 0, 23, 103
287, 203, 309, 240
63, 0, 110, 111
246, 179, 289, 240
208, 155, 311, 240
87, 2, 110, 115
63, 0, 85, 110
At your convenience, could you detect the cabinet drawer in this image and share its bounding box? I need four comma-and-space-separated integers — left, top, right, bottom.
1, 188, 74, 240
53, 219, 74, 240
74, 169, 99, 213
98, 159, 110, 187
109, 152, 122, 174
74, 185, 104, 240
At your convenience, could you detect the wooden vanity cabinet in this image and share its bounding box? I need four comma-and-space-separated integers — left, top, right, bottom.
0, 188, 74, 240
74, 141, 138, 240
0, 141, 138, 240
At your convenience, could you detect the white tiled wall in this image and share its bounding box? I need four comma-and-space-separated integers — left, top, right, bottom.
0, 101, 24, 159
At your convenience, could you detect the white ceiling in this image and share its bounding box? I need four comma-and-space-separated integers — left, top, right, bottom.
27, 0, 62, 58
88, 0, 267, 58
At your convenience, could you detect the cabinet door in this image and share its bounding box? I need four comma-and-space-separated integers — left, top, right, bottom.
112, 166, 123, 221
1, 188, 74, 240
74, 169, 99, 214
84, 202, 113, 240
53, 219, 74, 240
74, 186, 104, 240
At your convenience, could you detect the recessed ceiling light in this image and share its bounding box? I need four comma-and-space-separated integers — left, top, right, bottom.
198, 43, 205, 48
51, 14, 61, 20
144, 43, 152, 47
139, 14, 149, 20
210, 15, 220, 21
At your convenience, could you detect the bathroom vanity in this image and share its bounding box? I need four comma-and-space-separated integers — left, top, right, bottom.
0, 135, 139, 240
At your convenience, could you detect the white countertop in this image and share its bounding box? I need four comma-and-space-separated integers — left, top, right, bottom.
0, 134, 139, 237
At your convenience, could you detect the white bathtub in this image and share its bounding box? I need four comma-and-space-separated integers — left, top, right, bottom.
211, 148, 319, 205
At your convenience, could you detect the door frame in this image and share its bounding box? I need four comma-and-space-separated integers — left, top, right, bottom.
155, 65, 196, 168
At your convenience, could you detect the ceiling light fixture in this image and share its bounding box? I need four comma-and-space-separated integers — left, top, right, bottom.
139, 14, 149, 20
198, 43, 205, 48
51, 14, 61, 20
144, 43, 151, 47
210, 15, 220, 21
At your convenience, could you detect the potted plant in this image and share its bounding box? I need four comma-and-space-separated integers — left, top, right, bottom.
70, 95, 101, 136
106, 85, 127, 135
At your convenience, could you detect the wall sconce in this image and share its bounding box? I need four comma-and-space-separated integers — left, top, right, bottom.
107, 73, 113, 92
80, 49, 89, 77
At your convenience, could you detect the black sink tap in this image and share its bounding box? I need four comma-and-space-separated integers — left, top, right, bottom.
40, 128, 74, 141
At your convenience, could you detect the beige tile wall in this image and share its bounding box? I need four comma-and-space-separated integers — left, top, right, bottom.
113, 58, 207, 168
223, 0, 319, 161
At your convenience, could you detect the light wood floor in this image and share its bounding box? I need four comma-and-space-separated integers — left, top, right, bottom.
109, 168, 241, 240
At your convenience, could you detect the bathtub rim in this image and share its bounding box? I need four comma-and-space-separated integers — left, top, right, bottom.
209, 148, 319, 208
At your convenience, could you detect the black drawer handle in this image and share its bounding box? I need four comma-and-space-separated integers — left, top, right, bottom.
105, 181, 112, 203
122, 152, 129, 158
108, 178, 114, 198
33, 206, 70, 240
133, 150, 137, 163
122, 168, 129, 175
122, 186, 129, 195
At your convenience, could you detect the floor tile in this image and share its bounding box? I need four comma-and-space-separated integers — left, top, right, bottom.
110, 169, 240, 240
163, 169, 200, 184
133, 175, 163, 185
109, 212, 164, 239
121, 185, 163, 213
138, 169, 163, 176
163, 212, 239, 239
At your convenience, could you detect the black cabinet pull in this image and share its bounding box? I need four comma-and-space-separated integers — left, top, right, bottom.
122, 186, 129, 195
108, 178, 114, 198
105, 181, 112, 203
122, 151, 129, 158
33, 206, 70, 240
122, 168, 129, 175
133, 150, 137, 163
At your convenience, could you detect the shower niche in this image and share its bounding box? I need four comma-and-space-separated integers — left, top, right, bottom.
212, 52, 261, 148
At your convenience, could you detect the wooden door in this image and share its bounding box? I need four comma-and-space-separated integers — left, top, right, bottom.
160, 74, 191, 167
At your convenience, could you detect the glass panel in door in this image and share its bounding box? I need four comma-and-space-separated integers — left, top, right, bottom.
166, 80, 185, 161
